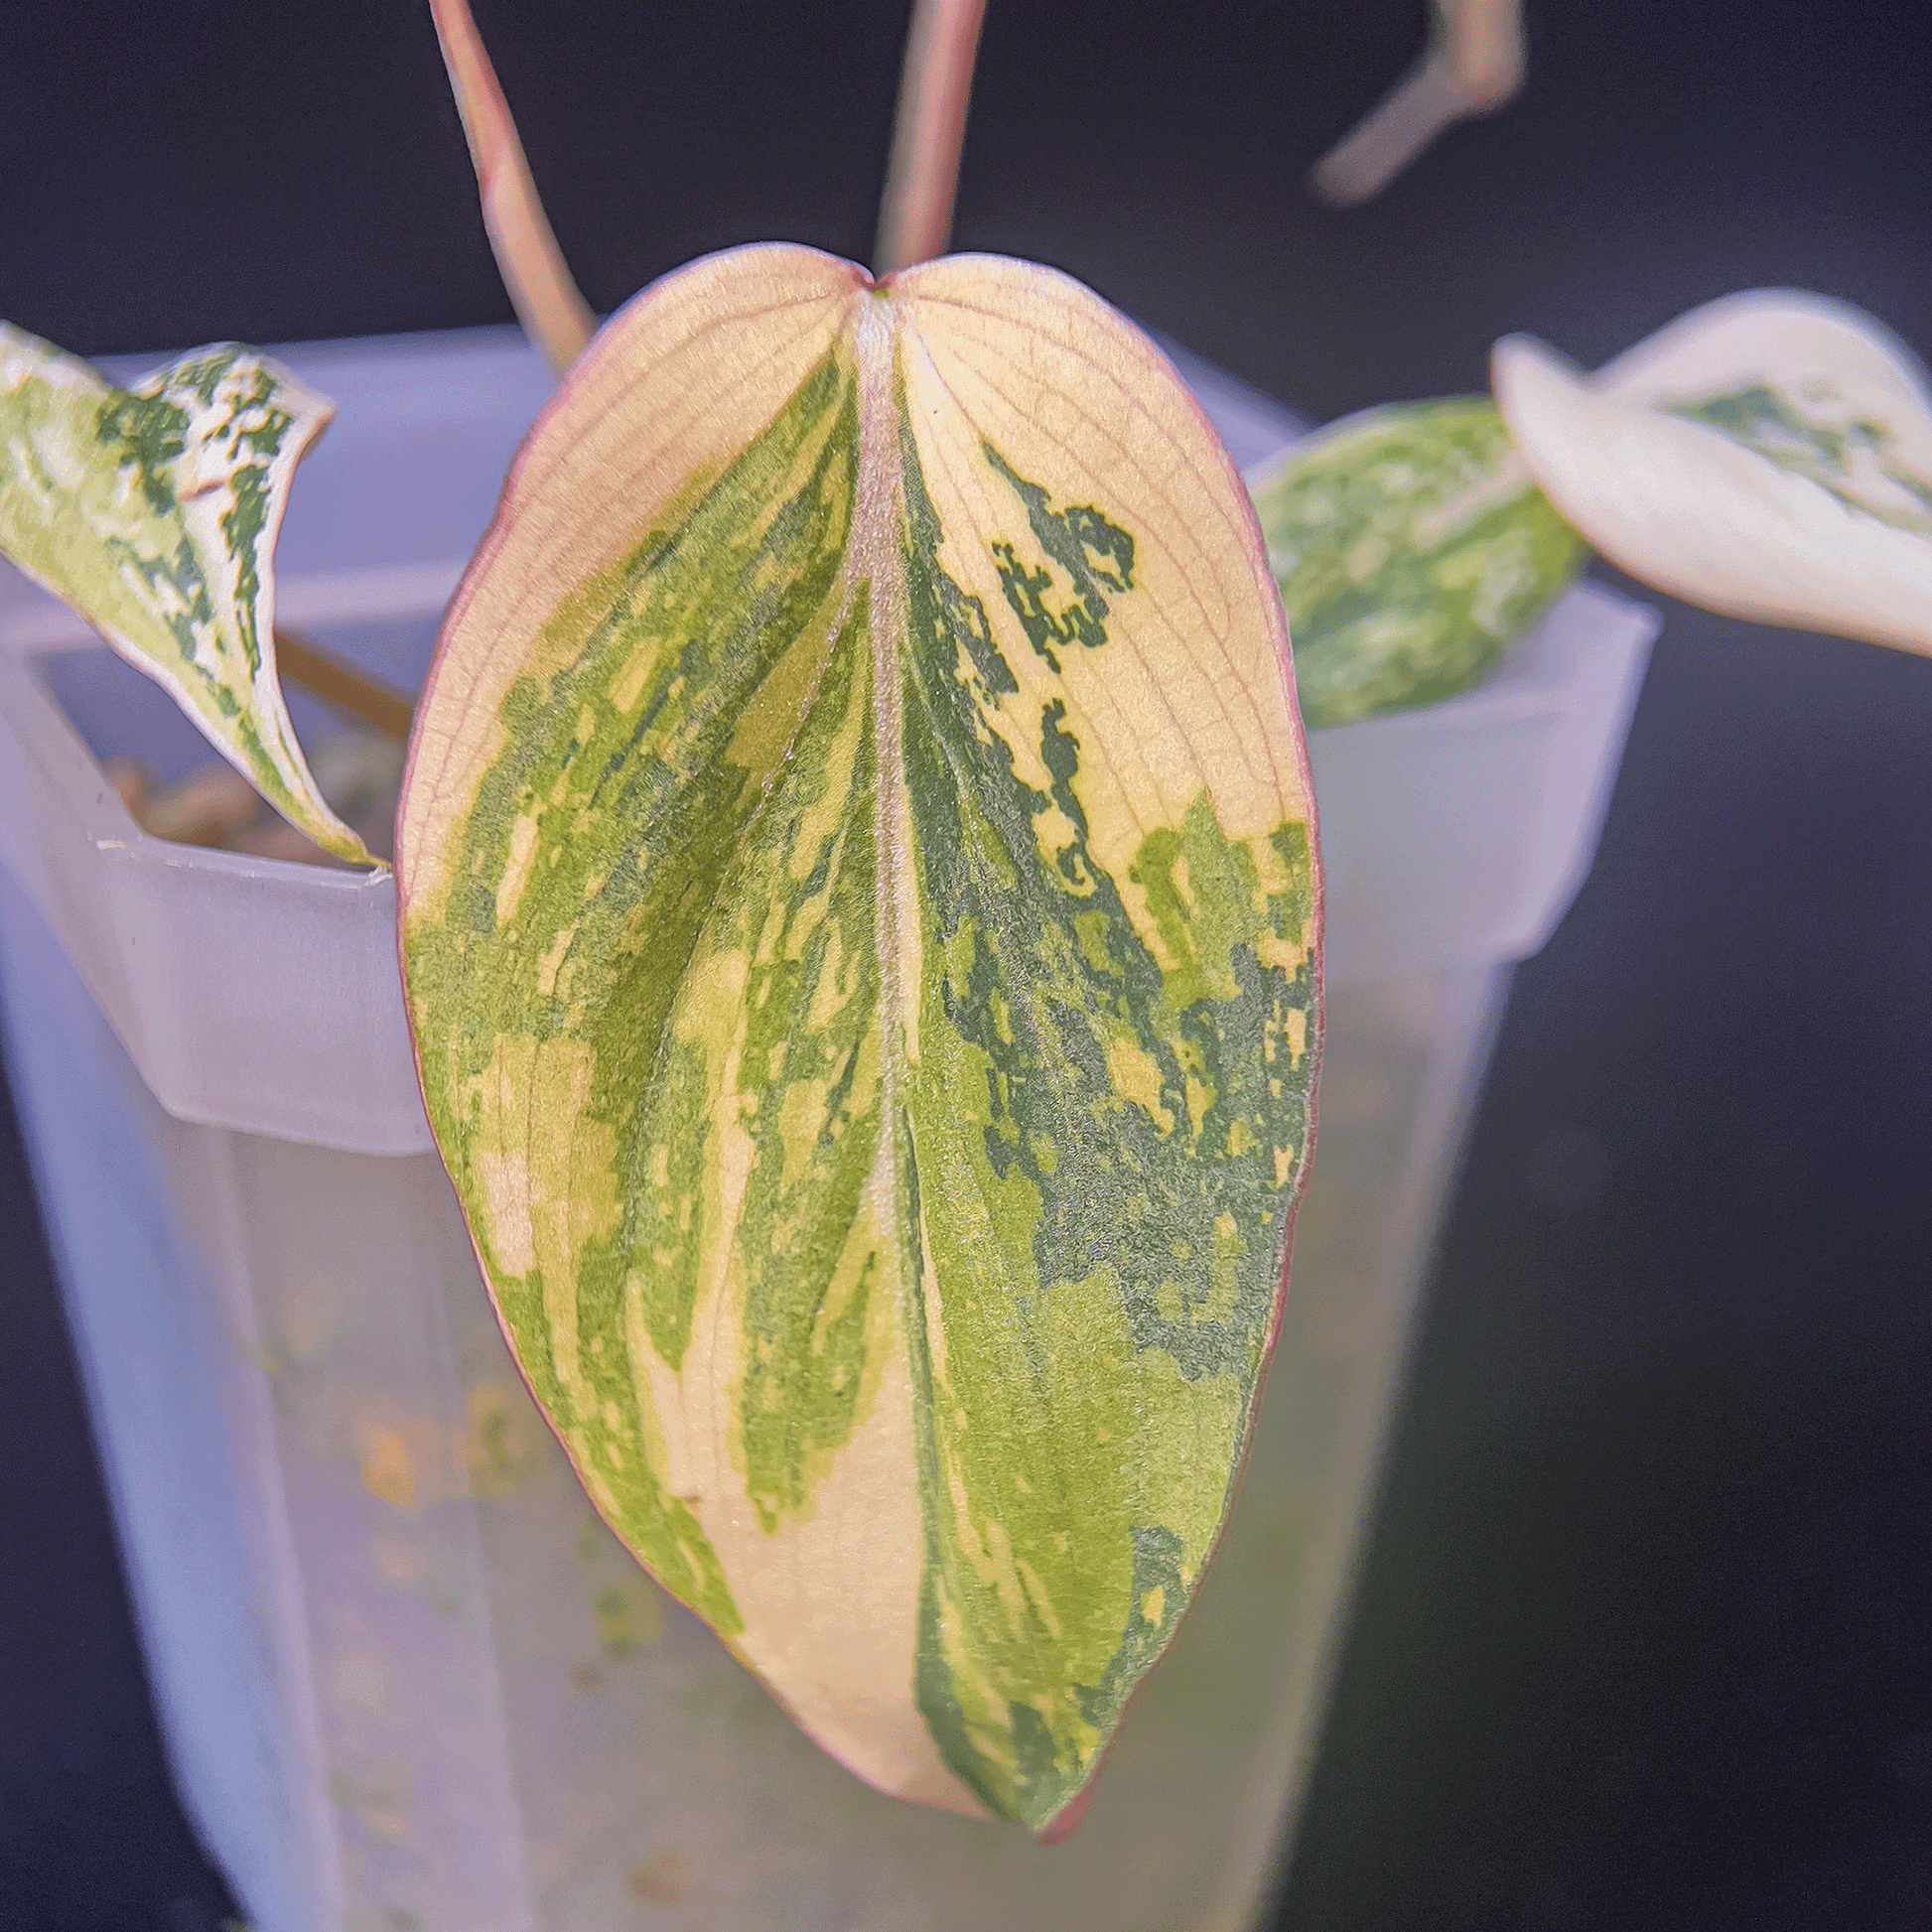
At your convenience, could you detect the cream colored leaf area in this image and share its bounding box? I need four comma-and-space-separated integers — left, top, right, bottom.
1494, 291, 1932, 656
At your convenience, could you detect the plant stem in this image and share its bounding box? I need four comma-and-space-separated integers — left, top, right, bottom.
276, 629, 415, 743
1310, 0, 1523, 207
428, 0, 595, 372
874, 0, 989, 274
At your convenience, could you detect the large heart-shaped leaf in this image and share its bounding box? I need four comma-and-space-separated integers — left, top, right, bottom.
0, 326, 372, 863
1493, 291, 1932, 655
1249, 396, 1585, 727
397, 243, 1320, 1830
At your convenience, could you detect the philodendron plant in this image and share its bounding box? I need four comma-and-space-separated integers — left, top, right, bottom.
2, 0, 1930, 1841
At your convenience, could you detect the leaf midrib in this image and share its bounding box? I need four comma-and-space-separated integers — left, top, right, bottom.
852, 295, 916, 1284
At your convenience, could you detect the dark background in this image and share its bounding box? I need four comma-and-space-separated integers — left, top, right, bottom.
4, 1, 1931, 1926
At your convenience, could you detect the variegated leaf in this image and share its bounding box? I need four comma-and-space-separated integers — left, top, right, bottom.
397, 244, 1320, 1830
1493, 290, 1932, 655
1248, 397, 1585, 727
0, 324, 372, 863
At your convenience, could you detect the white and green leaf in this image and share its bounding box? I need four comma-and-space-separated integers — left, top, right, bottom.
397, 243, 1320, 1831
1492, 290, 1932, 655
1248, 397, 1585, 727
0, 324, 373, 863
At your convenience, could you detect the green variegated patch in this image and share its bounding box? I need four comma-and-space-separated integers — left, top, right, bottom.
1493, 290, 1932, 656
1248, 398, 1584, 727
398, 245, 1319, 1830
0, 324, 370, 862
1664, 383, 1932, 535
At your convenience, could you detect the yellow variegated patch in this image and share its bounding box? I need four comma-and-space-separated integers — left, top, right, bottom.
0, 324, 372, 863
397, 244, 1321, 1830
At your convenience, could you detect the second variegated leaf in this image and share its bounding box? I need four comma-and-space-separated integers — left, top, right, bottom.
1250, 397, 1584, 726
1493, 290, 1932, 655
0, 325, 372, 863
397, 243, 1320, 1832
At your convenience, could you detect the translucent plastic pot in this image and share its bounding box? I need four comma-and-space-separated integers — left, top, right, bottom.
0, 326, 1653, 1932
